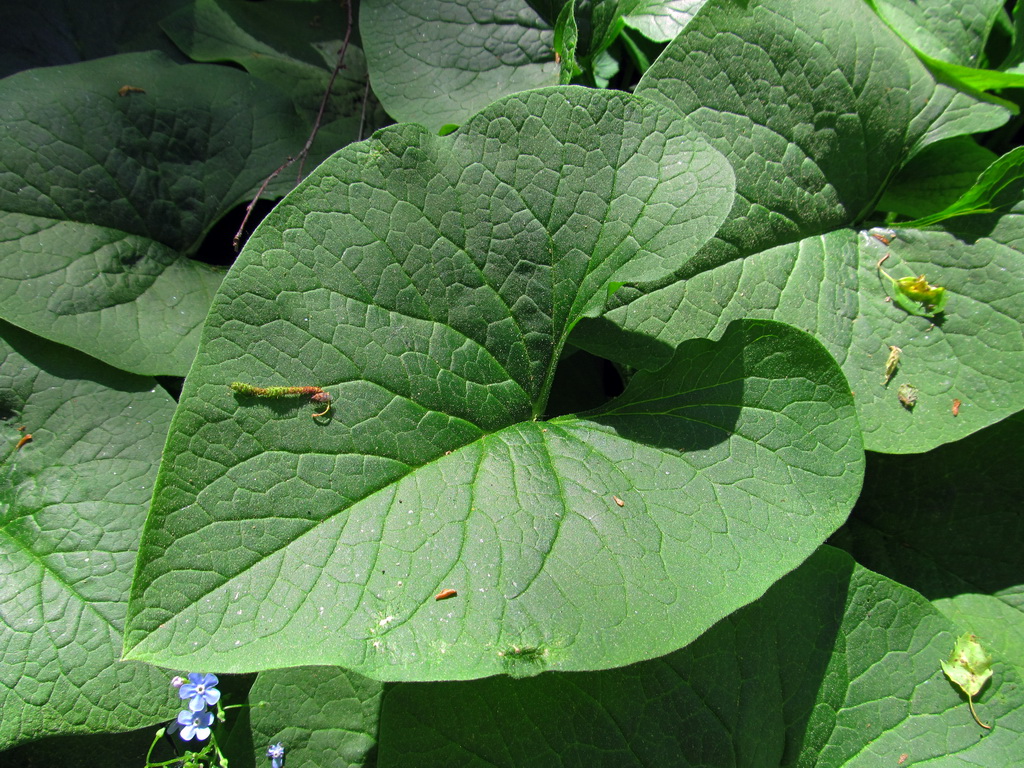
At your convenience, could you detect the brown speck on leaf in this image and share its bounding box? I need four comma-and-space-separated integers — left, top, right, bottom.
952, 399, 961, 417
554, 51, 562, 64
434, 588, 457, 601
16, 433, 32, 450
118, 85, 146, 96
897, 754, 908, 766
612, 495, 625, 507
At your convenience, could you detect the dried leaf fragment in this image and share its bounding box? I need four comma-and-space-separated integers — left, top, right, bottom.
434, 589, 457, 601
883, 345, 902, 385
612, 495, 625, 507
118, 85, 146, 96
940, 633, 993, 729
897, 383, 918, 410
952, 398, 961, 417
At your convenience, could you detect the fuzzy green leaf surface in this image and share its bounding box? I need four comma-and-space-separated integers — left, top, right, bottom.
376, 547, 1024, 767
0, 52, 315, 375
0, 322, 177, 749
628, 0, 1009, 271
832, 413, 1024, 675
124, 87, 863, 681
869, 0, 1004, 65
360, 0, 559, 132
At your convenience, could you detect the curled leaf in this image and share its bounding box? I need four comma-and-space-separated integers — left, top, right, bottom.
878, 257, 949, 316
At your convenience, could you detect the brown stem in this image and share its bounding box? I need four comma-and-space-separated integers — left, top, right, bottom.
233, 0, 355, 252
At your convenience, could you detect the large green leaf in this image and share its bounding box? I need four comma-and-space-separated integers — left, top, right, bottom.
577, 220, 1024, 453
161, 0, 389, 190
629, 0, 1009, 269
124, 87, 863, 681
868, 0, 1004, 66
0, 52, 315, 376
832, 412, 1024, 676
0, 322, 177, 749
360, 0, 559, 132
262, 548, 1023, 767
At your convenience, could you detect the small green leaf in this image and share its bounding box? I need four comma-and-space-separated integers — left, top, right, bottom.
941, 632, 994, 729
553, 0, 583, 84
942, 632, 994, 697
900, 146, 1024, 229
878, 256, 949, 316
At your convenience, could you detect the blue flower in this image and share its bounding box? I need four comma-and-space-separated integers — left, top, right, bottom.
179, 672, 221, 712
177, 709, 214, 741
267, 742, 285, 768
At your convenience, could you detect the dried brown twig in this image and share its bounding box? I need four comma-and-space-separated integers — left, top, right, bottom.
233, 0, 359, 252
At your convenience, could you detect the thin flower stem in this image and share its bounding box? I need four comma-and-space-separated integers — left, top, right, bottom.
144, 727, 165, 767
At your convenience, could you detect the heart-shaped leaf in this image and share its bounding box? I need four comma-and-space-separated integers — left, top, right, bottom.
125, 87, 862, 680
0, 322, 177, 749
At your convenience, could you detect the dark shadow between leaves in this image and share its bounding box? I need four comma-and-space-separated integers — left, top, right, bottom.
828, 416, 1024, 600
377, 547, 854, 768
583, 333, 745, 456
0, 319, 155, 395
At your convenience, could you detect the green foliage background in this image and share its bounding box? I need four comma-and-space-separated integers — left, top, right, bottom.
1, 0, 1022, 766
